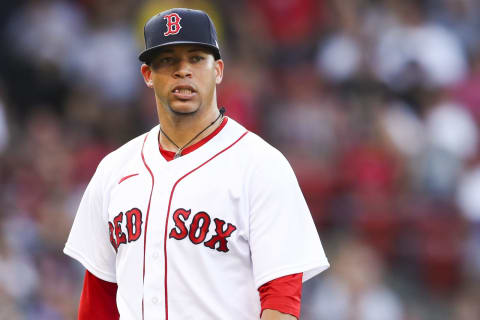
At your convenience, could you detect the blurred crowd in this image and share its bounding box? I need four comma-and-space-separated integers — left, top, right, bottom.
1, 0, 480, 319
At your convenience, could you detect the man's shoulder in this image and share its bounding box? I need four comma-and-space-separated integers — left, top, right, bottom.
227, 120, 300, 194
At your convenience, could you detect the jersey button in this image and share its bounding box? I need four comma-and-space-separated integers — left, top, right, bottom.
153, 251, 159, 259
152, 297, 158, 304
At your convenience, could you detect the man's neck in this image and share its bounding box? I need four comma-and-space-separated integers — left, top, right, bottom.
157, 106, 222, 153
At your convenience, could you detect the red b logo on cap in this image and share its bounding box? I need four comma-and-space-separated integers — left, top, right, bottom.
164, 13, 182, 36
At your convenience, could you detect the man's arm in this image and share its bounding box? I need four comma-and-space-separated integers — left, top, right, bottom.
258, 273, 302, 319
261, 309, 297, 320
79, 270, 119, 320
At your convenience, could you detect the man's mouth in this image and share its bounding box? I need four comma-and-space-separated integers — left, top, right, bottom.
174, 88, 193, 94
172, 85, 196, 100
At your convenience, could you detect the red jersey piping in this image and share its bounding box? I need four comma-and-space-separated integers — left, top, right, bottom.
140, 133, 155, 320
163, 131, 248, 320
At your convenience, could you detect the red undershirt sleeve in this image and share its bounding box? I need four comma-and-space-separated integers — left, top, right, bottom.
78, 270, 119, 320
258, 273, 303, 319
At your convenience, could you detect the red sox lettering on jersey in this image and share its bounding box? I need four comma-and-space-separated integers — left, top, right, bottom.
163, 13, 182, 36
109, 208, 143, 252
109, 207, 237, 253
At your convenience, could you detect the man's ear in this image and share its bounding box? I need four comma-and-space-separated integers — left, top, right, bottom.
214, 59, 224, 85
141, 64, 154, 88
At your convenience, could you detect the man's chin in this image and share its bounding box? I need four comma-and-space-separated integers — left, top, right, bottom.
168, 101, 199, 116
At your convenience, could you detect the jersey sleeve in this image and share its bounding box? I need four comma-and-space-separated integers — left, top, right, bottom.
79, 270, 119, 320
64, 159, 117, 282
248, 150, 329, 289
258, 273, 303, 318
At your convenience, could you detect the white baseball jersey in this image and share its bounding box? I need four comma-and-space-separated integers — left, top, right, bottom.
64, 117, 329, 320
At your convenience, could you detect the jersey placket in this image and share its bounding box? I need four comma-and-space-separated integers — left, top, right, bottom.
140, 128, 172, 320
142, 176, 173, 320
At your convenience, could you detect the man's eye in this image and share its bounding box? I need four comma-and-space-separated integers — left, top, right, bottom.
160, 57, 173, 64
191, 56, 204, 62
151, 57, 174, 69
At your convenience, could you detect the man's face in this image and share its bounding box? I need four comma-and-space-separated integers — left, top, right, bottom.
141, 44, 223, 116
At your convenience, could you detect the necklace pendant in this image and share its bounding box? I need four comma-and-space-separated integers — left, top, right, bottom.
174, 151, 182, 159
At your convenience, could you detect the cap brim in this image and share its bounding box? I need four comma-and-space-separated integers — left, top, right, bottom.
138, 41, 221, 63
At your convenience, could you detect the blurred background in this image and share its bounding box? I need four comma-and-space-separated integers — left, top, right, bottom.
0, 0, 480, 319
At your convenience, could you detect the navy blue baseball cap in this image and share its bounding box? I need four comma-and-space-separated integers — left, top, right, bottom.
139, 8, 221, 64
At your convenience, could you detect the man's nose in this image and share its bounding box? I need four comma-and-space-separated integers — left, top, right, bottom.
173, 59, 192, 78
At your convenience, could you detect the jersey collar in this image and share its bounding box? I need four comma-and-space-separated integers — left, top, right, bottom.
159, 117, 229, 162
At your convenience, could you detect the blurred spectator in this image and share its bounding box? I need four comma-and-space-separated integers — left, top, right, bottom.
315, 0, 364, 83
71, 0, 141, 103
374, 0, 467, 89
302, 238, 404, 320
6, 0, 87, 73
416, 97, 477, 196
426, 100, 477, 161
248, 0, 324, 65
316, 33, 362, 83
380, 100, 425, 158
267, 65, 338, 159
217, 60, 262, 132
0, 224, 38, 305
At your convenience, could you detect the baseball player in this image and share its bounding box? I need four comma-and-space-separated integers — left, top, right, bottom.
64, 8, 329, 320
